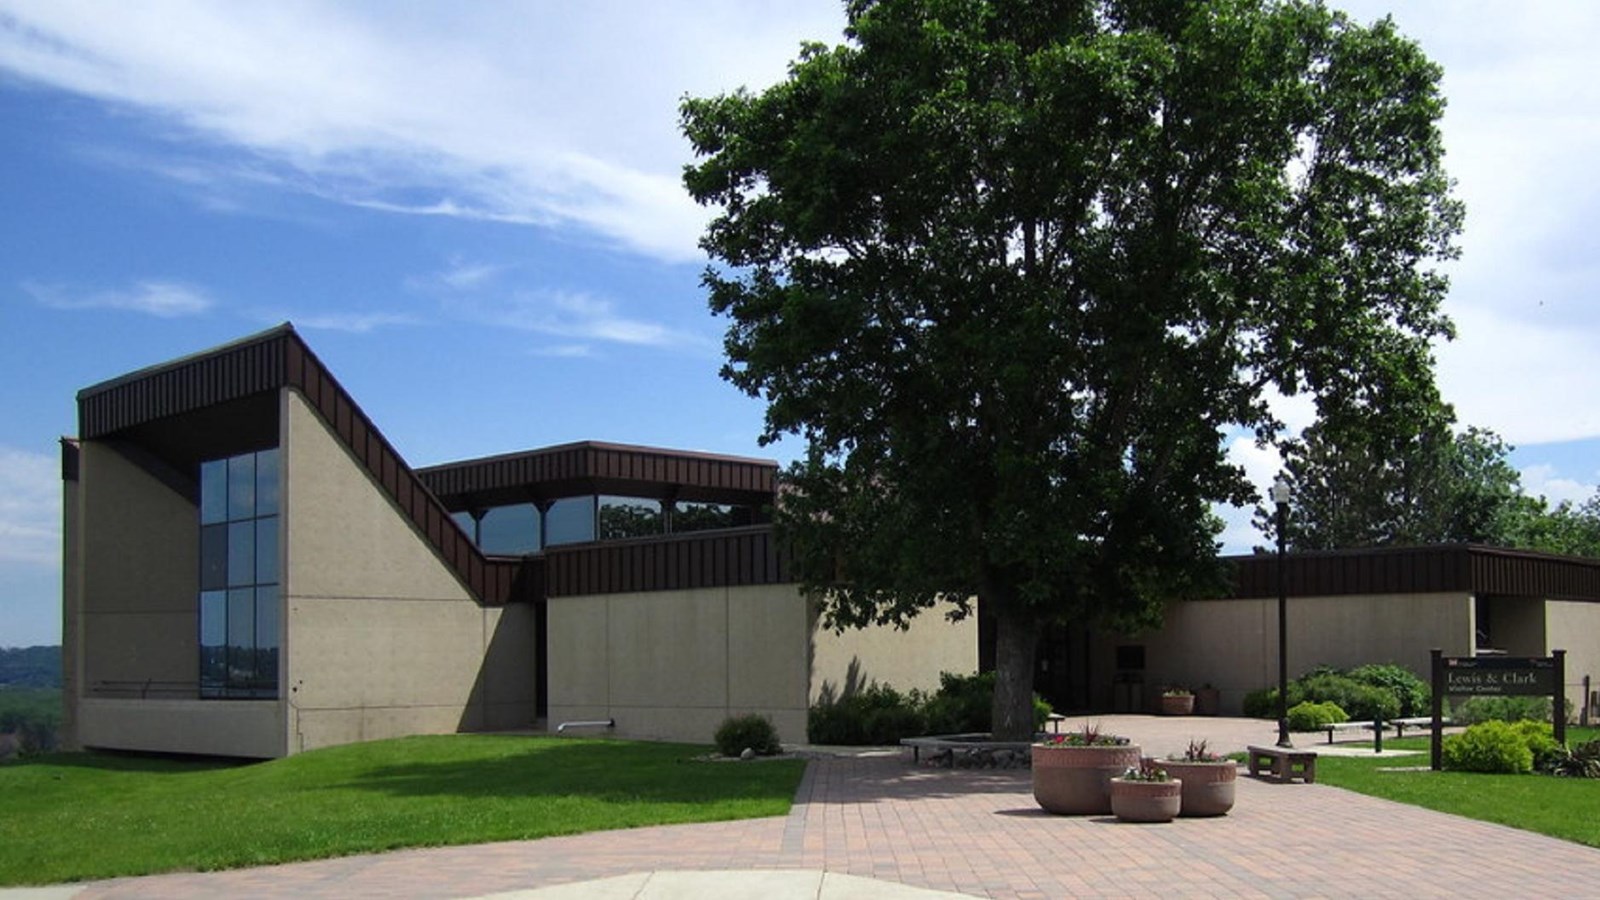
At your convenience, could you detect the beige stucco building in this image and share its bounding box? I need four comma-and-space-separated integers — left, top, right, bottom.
61, 326, 975, 758
1048, 546, 1600, 720
62, 327, 1598, 759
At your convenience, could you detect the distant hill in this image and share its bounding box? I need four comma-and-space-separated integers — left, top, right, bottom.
0, 646, 61, 688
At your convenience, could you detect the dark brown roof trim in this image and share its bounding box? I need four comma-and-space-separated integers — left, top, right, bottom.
74, 324, 530, 606
78, 325, 292, 439
60, 438, 79, 483
543, 525, 790, 597
418, 441, 778, 508
1223, 543, 1600, 603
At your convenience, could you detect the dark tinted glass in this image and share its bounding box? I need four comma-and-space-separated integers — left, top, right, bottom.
545, 496, 596, 546
480, 503, 540, 554
200, 524, 228, 591
200, 460, 228, 525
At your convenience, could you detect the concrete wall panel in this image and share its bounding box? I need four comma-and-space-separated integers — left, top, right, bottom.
547, 596, 610, 706
283, 391, 473, 602
77, 441, 201, 693
78, 698, 280, 758
728, 585, 809, 710
606, 589, 729, 709
809, 605, 979, 702
548, 585, 973, 744
282, 391, 536, 753
1099, 593, 1474, 715
1547, 601, 1600, 720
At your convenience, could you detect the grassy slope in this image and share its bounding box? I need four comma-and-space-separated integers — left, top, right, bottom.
1315, 726, 1600, 848
0, 734, 805, 886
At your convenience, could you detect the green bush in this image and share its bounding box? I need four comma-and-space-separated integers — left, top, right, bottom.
1287, 700, 1347, 732
807, 683, 912, 745
862, 704, 926, 745
1443, 720, 1534, 773
1296, 671, 1399, 722
1452, 695, 1572, 726
1242, 687, 1279, 719
1510, 720, 1564, 772
921, 671, 994, 734
714, 713, 781, 757
1346, 664, 1431, 718
807, 671, 1053, 745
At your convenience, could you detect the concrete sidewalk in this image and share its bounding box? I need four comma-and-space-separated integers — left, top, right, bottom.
14, 716, 1599, 898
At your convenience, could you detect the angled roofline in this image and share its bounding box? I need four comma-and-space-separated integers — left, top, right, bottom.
74, 323, 534, 606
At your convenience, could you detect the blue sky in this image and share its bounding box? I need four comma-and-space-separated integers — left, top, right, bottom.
3, 1, 1599, 648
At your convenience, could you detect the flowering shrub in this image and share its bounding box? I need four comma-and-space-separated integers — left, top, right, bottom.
1041, 723, 1129, 747
1169, 738, 1225, 763
1120, 760, 1170, 782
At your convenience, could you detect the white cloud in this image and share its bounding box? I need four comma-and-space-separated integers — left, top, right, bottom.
23, 279, 213, 317
1437, 304, 1600, 445
469, 289, 714, 352
1519, 464, 1596, 507
0, 2, 845, 263
404, 258, 512, 294
282, 311, 420, 334
0, 446, 60, 566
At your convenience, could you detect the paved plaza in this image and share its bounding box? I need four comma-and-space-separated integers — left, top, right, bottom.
17, 716, 1600, 898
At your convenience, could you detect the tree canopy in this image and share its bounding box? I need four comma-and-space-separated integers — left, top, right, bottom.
682, 0, 1461, 738
1265, 406, 1600, 557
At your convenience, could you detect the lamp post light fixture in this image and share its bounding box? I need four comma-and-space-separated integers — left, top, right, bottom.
1271, 476, 1293, 748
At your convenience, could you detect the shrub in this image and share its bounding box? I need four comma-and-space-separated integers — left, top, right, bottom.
808, 671, 1053, 745
1551, 739, 1600, 778
1452, 695, 1573, 726
1510, 720, 1564, 772
862, 704, 926, 745
1296, 671, 1399, 722
922, 671, 995, 734
714, 713, 781, 757
807, 683, 912, 745
1287, 700, 1347, 732
1242, 687, 1278, 719
1346, 663, 1431, 718
1442, 720, 1534, 774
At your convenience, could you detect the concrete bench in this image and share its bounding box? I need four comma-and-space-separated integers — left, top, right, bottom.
1322, 716, 1450, 744
1247, 745, 1317, 783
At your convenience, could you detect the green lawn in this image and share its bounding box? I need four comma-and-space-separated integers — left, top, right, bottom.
0, 734, 805, 886
1314, 726, 1600, 848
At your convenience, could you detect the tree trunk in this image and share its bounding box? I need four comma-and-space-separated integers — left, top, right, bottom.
991, 607, 1042, 740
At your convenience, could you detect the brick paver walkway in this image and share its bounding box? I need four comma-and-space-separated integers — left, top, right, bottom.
62, 717, 1600, 898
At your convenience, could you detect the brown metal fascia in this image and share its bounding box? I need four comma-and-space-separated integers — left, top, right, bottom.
77, 325, 293, 439
415, 440, 779, 501
542, 525, 791, 597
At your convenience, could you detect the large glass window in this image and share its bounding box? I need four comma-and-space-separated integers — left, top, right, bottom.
479, 503, 541, 555
199, 448, 280, 699
672, 501, 742, 534
598, 496, 662, 540
545, 496, 596, 546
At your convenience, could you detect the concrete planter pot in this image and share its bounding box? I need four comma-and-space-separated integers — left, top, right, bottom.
1031, 743, 1142, 815
1160, 693, 1195, 715
1159, 760, 1238, 817
1110, 777, 1183, 823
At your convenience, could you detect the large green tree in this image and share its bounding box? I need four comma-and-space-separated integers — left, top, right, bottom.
683, 0, 1461, 738
1263, 407, 1522, 550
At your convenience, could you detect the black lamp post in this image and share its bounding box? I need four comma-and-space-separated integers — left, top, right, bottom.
1272, 476, 1293, 748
